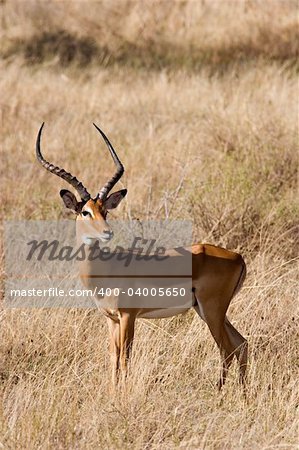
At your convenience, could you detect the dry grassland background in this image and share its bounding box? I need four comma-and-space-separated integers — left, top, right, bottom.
0, 1, 298, 448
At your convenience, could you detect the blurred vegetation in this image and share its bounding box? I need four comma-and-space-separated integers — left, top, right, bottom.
1, 1, 299, 73
2, 22, 298, 73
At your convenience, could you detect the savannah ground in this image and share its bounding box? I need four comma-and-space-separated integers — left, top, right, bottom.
0, 1, 298, 448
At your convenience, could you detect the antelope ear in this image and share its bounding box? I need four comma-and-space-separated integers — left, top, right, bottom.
104, 189, 127, 210
60, 190, 82, 213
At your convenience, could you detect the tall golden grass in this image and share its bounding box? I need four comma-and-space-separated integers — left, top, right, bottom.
0, 1, 298, 448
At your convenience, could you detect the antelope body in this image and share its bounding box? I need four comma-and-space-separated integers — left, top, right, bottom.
36, 123, 248, 389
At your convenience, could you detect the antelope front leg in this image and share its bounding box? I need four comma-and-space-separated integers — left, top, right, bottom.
119, 311, 136, 379
107, 318, 120, 390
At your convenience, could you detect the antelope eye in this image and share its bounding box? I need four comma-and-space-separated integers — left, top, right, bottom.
82, 210, 91, 217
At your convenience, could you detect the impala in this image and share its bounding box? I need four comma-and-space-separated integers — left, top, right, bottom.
36, 123, 248, 389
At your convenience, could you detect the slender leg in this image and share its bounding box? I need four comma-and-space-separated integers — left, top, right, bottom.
106, 317, 120, 389
224, 318, 248, 386
218, 345, 235, 390
119, 312, 136, 378
193, 292, 236, 389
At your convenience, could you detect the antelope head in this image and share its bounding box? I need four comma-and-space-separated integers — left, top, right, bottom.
36, 123, 127, 245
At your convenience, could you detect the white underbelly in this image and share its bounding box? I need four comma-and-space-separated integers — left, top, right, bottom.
138, 307, 190, 319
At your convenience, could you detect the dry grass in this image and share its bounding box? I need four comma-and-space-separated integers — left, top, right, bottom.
0, 1, 298, 448
2, 0, 299, 71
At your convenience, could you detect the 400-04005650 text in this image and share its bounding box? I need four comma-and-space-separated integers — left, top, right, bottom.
9, 287, 187, 298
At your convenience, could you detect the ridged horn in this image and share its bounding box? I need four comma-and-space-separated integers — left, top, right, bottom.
93, 123, 124, 200
36, 123, 91, 202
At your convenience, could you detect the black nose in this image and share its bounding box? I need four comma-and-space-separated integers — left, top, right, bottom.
103, 230, 113, 238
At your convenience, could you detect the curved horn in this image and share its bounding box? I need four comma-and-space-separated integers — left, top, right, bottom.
93, 123, 124, 200
36, 123, 91, 202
